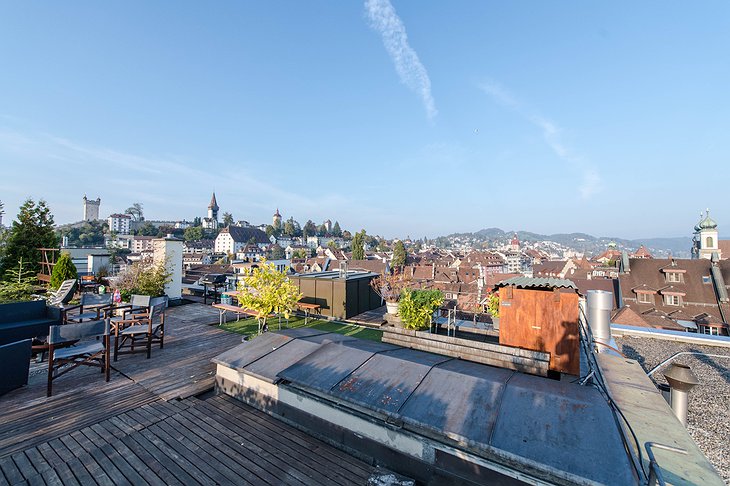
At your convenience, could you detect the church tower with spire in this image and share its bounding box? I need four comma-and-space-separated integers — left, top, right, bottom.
272, 208, 282, 228
203, 192, 219, 230
692, 209, 720, 260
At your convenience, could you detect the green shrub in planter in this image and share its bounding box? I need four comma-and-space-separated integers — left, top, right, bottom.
399, 288, 444, 331
49, 252, 77, 290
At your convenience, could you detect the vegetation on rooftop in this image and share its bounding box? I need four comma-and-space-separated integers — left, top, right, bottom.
0, 258, 39, 303
235, 260, 302, 330
221, 315, 383, 342
399, 288, 444, 331
49, 252, 78, 290
115, 258, 172, 301
0, 198, 57, 279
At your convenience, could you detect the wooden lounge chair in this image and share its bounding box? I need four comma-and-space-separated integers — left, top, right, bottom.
113, 296, 167, 361
47, 319, 110, 397
63, 293, 114, 323
47, 279, 77, 307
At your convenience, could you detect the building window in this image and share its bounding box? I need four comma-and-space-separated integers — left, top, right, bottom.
706, 236, 714, 248
666, 272, 682, 283
703, 276, 711, 284
665, 295, 681, 306
637, 293, 653, 304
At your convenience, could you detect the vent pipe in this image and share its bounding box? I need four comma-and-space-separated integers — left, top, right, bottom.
339, 261, 348, 279
586, 290, 614, 353
664, 364, 699, 427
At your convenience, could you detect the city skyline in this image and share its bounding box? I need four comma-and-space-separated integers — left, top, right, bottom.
1, 2, 729, 238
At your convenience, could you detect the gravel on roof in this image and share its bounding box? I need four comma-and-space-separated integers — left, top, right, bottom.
615, 336, 730, 483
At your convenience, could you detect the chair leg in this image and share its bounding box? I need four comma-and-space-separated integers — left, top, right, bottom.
105, 337, 110, 382
114, 334, 119, 362
147, 334, 151, 359
47, 346, 54, 397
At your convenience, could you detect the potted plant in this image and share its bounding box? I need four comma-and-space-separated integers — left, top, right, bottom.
486, 291, 500, 330
399, 288, 444, 331
370, 272, 410, 316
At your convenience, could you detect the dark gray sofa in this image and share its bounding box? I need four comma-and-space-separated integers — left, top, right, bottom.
0, 300, 61, 346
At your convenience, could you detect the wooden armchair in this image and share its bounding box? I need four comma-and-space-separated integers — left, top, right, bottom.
113, 296, 167, 361
111, 294, 151, 321
47, 319, 110, 397
62, 293, 114, 323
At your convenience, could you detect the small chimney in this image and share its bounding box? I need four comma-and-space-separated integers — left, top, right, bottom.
339, 261, 348, 279
586, 290, 614, 353
664, 364, 699, 427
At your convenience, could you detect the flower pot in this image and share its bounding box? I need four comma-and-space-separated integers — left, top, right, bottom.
386, 301, 399, 316
491, 317, 500, 331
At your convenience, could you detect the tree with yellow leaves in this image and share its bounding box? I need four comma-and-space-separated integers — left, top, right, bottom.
236, 260, 302, 333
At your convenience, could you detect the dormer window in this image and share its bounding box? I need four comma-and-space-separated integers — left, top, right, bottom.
666, 272, 682, 283
637, 293, 653, 304
665, 295, 681, 306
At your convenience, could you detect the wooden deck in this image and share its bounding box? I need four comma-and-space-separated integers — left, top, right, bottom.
347, 306, 387, 328
0, 303, 376, 485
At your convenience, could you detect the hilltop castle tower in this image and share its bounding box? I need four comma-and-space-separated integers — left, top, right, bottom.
692, 209, 720, 260
273, 208, 282, 228
82, 195, 101, 221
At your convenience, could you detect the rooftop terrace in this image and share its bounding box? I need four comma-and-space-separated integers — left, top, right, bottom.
0, 304, 379, 485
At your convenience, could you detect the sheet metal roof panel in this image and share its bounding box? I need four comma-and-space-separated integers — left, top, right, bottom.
496, 276, 577, 290
490, 373, 636, 486
398, 359, 513, 447
278, 340, 399, 393
211, 333, 294, 371
277, 328, 333, 339
331, 348, 452, 416
244, 333, 357, 384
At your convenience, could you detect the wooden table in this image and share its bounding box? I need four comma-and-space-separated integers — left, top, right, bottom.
297, 302, 321, 325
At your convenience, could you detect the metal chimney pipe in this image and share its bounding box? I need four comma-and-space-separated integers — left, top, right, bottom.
664, 364, 700, 427
586, 290, 614, 352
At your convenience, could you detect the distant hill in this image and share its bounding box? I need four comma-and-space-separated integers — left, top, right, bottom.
443, 228, 692, 258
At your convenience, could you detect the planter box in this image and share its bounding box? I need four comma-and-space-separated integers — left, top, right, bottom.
382, 326, 550, 376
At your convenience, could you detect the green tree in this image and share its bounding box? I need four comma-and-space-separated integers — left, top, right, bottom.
265, 225, 277, 238
392, 240, 406, 268
303, 220, 317, 239
332, 221, 342, 237
184, 226, 204, 241
283, 217, 297, 237
0, 198, 58, 279
236, 260, 302, 333
317, 224, 327, 237
136, 221, 157, 236
125, 203, 144, 222
351, 230, 366, 260
193, 216, 202, 227
327, 240, 337, 251
49, 252, 78, 289
269, 244, 285, 260
222, 212, 234, 227
0, 258, 38, 303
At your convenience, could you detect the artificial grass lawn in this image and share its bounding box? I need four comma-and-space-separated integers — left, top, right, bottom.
220, 315, 383, 342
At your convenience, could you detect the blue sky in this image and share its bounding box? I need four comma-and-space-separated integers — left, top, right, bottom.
1, 1, 728, 239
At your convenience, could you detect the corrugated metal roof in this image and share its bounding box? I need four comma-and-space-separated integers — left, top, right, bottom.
495, 276, 578, 290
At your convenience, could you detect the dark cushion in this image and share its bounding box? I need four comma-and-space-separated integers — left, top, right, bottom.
0, 301, 48, 323
0, 318, 59, 346
0, 339, 32, 396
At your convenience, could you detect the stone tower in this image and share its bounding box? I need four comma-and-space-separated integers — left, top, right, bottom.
273, 208, 282, 228
692, 209, 720, 260
207, 192, 219, 221
83, 195, 101, 221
